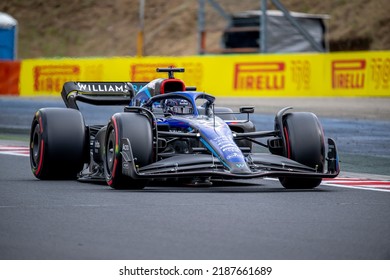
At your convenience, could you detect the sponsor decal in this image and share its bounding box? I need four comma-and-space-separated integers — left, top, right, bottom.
132, 82, 148, 93
291, 59, 311, 90
226, 153, 243, 160
94, 140, 100, 154
371, 58, 390, 90
181, 62, 203, 87
210, 135, 244, 162
75, 82, 127, 93
94, 140, 100, 148
332, 59, 366, 89
233, 62, 285, 91
130, 63, 203, 88
34, 65, 80, 93
130, 64, 172, 81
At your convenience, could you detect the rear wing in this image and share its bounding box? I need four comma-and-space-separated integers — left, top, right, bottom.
61, 81, 148, 110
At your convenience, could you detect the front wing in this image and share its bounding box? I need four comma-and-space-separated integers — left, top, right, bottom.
121, 138, 340, 180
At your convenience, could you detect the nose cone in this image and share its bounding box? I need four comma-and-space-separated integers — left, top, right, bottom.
228, 162, 252, 174
190, 115, 251, 174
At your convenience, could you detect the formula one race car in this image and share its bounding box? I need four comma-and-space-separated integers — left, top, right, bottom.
30, 67, 339, 189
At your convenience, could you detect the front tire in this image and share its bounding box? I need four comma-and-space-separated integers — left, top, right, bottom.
279, 112, 325, 189
104, 113, 153, 190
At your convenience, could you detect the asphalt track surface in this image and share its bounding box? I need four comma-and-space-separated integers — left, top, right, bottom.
1, 152, 390, 260
0, 97, 390, 260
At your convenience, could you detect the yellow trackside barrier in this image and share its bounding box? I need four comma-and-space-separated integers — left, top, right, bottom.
19, 51, 390, 97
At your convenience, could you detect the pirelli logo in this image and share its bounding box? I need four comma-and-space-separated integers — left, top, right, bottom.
332, 60, 366, 89
234, 62, 285, 91
130, 64, 176, 81
130, 63, 203, 88
34, 65, 80, 92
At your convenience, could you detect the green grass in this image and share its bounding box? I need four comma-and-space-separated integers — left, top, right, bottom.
0, 134, 29, 143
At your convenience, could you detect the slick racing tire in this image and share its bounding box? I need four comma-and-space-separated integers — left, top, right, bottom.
30, 108, 88, 180
104, 113, 153, 190
279, 112, 325, 189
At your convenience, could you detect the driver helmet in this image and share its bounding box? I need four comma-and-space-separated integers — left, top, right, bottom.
163, 99, 193, 115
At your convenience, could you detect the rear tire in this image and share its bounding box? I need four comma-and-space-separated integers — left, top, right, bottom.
278, 112, 325, 189
104, 113, 153, 190
30, 108, 88, 180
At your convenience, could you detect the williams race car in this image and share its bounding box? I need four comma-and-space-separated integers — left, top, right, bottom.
30, 67, 339, 189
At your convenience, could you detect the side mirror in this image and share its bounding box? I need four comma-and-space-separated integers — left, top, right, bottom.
239, 106, 255, 114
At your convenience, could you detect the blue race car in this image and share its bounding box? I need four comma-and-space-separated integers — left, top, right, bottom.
30, 67, 339, 189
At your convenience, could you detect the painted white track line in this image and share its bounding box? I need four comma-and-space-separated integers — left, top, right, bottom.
0, 145, 29, 157
322, 177, 390, 193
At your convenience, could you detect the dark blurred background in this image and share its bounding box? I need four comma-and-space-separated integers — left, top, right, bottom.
1, 0, 389, 58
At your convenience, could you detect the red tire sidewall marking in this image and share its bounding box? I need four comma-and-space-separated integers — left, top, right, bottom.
107, 117, 119, 185
33, 114, 45, 176
284, 126, 291, 159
